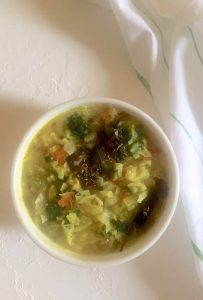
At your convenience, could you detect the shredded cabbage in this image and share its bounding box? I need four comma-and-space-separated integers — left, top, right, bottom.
22, 104, 167, 254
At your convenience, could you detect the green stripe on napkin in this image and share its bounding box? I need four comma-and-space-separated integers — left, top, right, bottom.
135, 69, 152, 97
170, 112, 203, 164
170, 112, 192, 139
188, 27, 203, 66
192, 241, 203, 261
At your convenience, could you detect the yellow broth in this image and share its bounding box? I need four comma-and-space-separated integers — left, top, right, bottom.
21, 105, 168, 254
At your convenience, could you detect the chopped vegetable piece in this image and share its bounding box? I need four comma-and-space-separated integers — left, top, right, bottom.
66, 211, 80, 226
60, 182, 68, 193
52, 147, 68, 164
35, 193, 45, 215
71, 208, 81, 217
58, 195, 74, 209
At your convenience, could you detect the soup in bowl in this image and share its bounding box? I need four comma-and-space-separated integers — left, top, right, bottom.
11, 98, 179, 266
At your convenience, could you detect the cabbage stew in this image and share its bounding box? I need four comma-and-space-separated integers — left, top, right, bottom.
21, 105, 168, 254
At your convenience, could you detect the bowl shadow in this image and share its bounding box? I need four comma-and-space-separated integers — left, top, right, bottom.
118, 201, 203, 299
0, 96, 44, 228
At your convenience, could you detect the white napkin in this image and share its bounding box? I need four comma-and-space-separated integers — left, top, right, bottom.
108, 0, 203, 284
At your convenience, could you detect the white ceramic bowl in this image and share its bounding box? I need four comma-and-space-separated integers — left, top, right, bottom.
11, 97, 179, 266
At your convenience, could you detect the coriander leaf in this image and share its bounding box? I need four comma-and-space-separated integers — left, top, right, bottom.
136, 126, 145, 148
130, 126, 145, 154
118, 125, 131, 145
67, 113, 90, 140
46, 203, 64, 221
112, 220, 129, 233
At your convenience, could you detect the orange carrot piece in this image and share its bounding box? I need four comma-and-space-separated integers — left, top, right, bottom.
52, 147, 67, 164
58, 196, 74, 209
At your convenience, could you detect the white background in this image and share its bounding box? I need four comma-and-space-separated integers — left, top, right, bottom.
0, 0, 203, 299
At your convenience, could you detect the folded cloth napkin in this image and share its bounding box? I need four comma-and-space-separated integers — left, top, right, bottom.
91, 0, 203, 285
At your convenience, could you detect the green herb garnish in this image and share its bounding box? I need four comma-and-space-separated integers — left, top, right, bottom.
118, 125, 131, 145
46, 203, 64, 221
112, 220, 129, 233
135, 126, 145, 150
67, 113, 91, 140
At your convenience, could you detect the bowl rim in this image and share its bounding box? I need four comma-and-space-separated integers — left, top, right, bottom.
11, 97, 179, 266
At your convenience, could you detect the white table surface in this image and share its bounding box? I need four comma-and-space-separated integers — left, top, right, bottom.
0, 0, 203, 299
